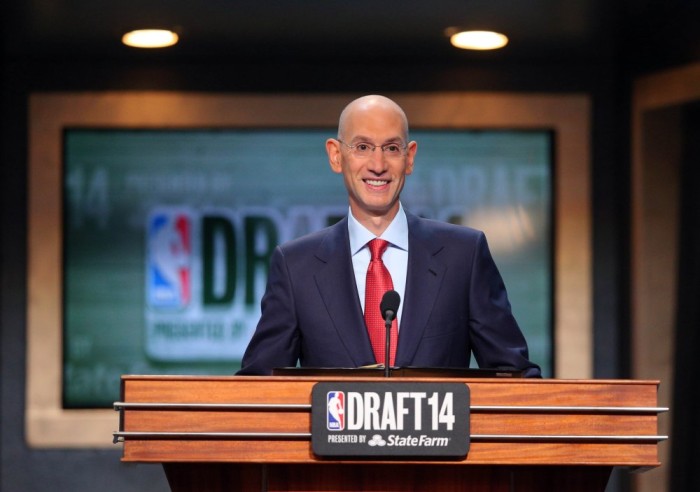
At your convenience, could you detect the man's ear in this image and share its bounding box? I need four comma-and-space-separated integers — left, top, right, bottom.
405, 140, 418, 175
326, 138, 343, 173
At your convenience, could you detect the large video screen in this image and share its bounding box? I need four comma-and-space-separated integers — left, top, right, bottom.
62, 128, 552, 407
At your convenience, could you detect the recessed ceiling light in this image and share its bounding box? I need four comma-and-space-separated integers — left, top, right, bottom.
448, 30, 508, 51
122, 29, 179, 49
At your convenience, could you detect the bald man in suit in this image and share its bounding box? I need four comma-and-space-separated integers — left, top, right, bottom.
238, 95, 540, 378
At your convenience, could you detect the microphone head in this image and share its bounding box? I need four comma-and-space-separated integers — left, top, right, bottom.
380, 290, 401, 319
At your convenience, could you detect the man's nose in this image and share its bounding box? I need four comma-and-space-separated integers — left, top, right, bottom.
366, 148, 387, 172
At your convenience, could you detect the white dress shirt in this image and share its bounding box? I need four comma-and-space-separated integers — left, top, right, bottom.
348, 204, 409, 329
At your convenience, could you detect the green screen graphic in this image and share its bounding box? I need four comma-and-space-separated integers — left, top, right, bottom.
63, 129, 552, 407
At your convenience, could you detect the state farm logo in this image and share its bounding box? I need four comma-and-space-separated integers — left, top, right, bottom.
367, 435, 386, 446
366, 432, 451, 449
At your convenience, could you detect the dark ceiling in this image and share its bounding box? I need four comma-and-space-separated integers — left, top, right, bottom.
3, 1, 700, 71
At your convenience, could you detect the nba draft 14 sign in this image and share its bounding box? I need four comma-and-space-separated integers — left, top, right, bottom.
311, 382, 470, 457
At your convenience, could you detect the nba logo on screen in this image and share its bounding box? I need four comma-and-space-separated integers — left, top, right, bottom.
327, 391, 345, 431
147, 210, 192, 309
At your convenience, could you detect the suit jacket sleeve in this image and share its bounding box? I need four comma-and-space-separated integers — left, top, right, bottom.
236, 245, 300, 375
468, 232, 541, 377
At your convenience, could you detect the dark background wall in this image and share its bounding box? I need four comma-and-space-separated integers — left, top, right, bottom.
3, 1, 700, 491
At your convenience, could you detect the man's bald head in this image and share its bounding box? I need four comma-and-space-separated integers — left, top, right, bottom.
337, 95, 409, 141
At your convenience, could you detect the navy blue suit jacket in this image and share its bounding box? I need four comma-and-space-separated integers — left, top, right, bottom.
238, 212, 541, 377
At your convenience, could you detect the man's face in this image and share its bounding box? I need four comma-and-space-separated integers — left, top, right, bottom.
326, 104, 417, 223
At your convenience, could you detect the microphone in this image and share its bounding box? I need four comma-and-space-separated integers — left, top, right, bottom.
380, 290, 401, 377
380, 290, 400, 321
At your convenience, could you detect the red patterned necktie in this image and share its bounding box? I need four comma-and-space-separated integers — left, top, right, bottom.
364, 239, 398, 366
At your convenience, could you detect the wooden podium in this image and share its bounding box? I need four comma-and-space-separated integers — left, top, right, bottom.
114, 375, 666, 491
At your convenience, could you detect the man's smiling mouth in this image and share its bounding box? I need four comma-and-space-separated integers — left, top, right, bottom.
364, 179, 389, 186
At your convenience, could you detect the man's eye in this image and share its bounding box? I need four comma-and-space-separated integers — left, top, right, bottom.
384, 144, 400, 153
356, 143, 372, 151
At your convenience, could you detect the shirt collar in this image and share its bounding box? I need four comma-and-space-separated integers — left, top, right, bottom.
348, 203, 409, 256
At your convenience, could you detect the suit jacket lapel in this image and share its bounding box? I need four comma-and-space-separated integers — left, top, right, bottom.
396, 214, 446, 366
313, 218, 376, 366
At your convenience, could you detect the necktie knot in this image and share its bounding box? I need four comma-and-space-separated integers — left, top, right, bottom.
368, 238, 389, 261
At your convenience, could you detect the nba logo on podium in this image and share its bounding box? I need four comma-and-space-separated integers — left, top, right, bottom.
327, 391, 345, 431
147, 209, 192, 309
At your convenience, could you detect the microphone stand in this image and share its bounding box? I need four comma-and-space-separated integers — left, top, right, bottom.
384, 311, 394, 378
379, 290, 400, 379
